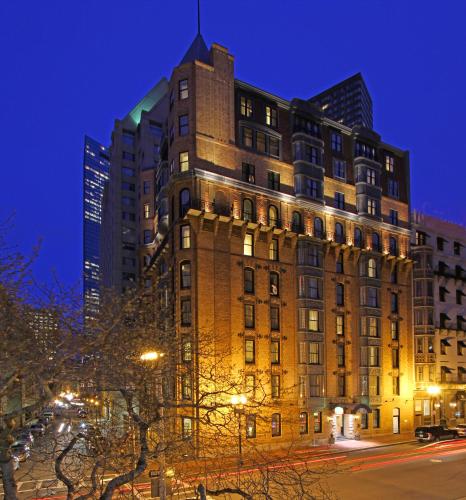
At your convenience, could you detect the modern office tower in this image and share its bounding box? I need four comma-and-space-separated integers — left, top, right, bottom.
412, 212, 466, 426
100, 79, 168, 293
83, 136, 110, 321
309, 73, 373, 130
142, 35, 414, 449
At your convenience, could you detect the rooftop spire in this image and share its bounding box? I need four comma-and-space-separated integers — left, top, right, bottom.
197, 0, 201, 35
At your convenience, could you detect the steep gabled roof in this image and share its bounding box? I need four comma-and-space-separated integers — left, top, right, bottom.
179, 33, 210, 66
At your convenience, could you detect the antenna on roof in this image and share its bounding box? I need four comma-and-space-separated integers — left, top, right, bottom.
197, 0, 201, 35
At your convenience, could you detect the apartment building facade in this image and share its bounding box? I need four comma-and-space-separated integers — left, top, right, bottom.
140, 35, 414, 449
412, 212, 466, 426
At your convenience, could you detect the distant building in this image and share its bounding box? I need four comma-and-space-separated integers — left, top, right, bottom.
83, 136, 110, 320
412, 212, 466, 425
309, 73, 373, 129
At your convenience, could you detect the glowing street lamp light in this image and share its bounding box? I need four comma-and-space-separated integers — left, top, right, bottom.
427, 385, 441, 395
231, 394, 247, 406
140, 351, 164, 362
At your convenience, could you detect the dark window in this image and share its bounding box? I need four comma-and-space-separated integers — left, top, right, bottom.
335, 222, 345, 243
391, 292, 399, 313
271, 413, 281, 436
143, 230, 152, 245
256, 131, 266, 153
292, 211, 302, 233
389, 237, 398, 256
354, 227, 363, 248
372, 232, 381, 252
393, 377, 400, 395
337, 343, 345, 367
336, 283, 344, 306
268, 171, 280, 191
180, 261, 191, 289
270, 305, 280, 331
300, 412, 308, 434
335, 192, 345, 210
269, 136, 280, 157
242, 163, 255, 183
143, 181, 151, 194
392, 348, 399, 369
244, 304, 255, 329
390, 210, 399, 226
181, 373, 192, 399
391, 320, 399, 340
366, 168, 376, 185
242, 127, 253, 147
336, 253, 344, 274
246, 415, 256, 438
355, 141, 376, 160
244, 268, 254, 294
337, 374, 346, 396
333, 159, 346, 179
270, 272, 279, 296
179, 79, 188, 99
454, 241, 461, 256
121, 182, 135, 192
179, 114, 189, 136
181, 298, 191, 326
179, 188, 191, 217
373, 409, 380, 428
388, 179, 399, 198
457, 290, 463, 305
391, 264, 398, 284
314, 217, 324, 239
122, 151, 135, 161
331, 132, 342, 152
437, 237, 444, 251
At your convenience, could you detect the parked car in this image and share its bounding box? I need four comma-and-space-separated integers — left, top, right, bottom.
415, 425, 458, 442
29, 422, 46, 435
42, 409, 54, 419
37, 416, 50, 426
0, 456, 20, 476
10, 442, 31, 462
14, 430, 34, 445
77, 409, 88, 418
455, 424, 466, 437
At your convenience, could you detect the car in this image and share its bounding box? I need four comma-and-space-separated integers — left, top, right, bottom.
29, 423, 46, 435
10, 442, 31, 462
14, 430, 34, 445
455, 424, 466, 436
77, 409, 88, 418
0, 456, 20, 476
42, 410, 54, 419
415, 425, 459, 442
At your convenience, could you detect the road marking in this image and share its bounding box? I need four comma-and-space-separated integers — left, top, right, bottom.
430, 459, 442, 463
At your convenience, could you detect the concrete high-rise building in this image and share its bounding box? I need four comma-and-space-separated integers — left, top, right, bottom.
412, 212, 466, 426
309, 73, 373, 130
83, 136, 110, 321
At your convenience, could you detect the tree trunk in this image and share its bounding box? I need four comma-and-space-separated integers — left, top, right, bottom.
0, 459, 18, 500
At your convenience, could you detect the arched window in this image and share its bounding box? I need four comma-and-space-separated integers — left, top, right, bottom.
354, 227, 363, 248
180, 261, 191, 289
389, 236, 398, 256
336, 253, 344, 273
336, 283, 344, 306
368, 258, 377, 278
314, 217, 324, 239
372, 232, 380, 252
243, 198, 254, 222
179, 188, 191, 217
244, 267, 254, 294
335, 222, 345, 243
268, 205, 279, 227
292, 211, 302, 233
270, 272, 279, 296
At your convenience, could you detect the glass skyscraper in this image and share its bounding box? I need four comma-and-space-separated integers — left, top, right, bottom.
83, 135, 110, 322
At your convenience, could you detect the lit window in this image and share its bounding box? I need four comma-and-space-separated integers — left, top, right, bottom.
245, 339, 255, 363
144, 203, 150, 219
385, 154, 394, 172
300, 412, 308, 434
243, 233, 254, 256
271, 413, 281, 437
313, 412, 322, 433
182, 417, 193, 439
368, 198, 377, 215
271, 340, 280, 364
270, 272, 279, 296
182, 339, 192, 362
368, 258, 377, 278
242, 163, 255, 183
265, 106, 277, 127
179, 151, 189, 172
336, 315, 344, 335
271, 375, 280, 398
268, 205, 279, 226
240, 96, 253, 117
366, 168, 376, 185
244, 304, 255, 329
269, 239, 279, 261
246, 415, 256, 438
309, 342, 320, 364
242, 199, 254, 222
179, 79, 188, 100
309, 309, 319, 331
181, 373, 192, 399
180, 225, 191, 249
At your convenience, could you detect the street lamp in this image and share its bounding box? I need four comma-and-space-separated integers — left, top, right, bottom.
427, 385, 441, 424
231, 394, 247, 466
140, 350, 167, 500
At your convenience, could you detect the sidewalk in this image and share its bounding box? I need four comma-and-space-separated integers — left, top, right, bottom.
330, 432, 415, 452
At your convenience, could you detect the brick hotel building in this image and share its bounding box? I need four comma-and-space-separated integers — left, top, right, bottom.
102, 35, 414, 448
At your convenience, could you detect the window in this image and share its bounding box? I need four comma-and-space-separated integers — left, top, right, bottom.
299, 308, 321, 332
392, 348, 400, 368
245, 374, 255, 397
337, 343, 345, 367
454, 241, 461, 256
265, 105, 277, 127
271, 375, 280, 398
122, 166, 135, 177
309, 309, 319, 332
268, 205, 279, 227
243, 233, 254, 256
416, 231, 427, 246
333, 159, 346, 179
268, 172, 280, 191
336, 375, 345, 397
181, 373, 192, 399
390, 209, 399, 226
336, 253, 344, 273
244, 304, 255, 329
393, 376, 400, 395
292, 211, 302, 233
309, 342, 321, 364
355, 142, 376, 160
144, 203, 150, 219
385, 154, 394, 172
182, 339, 192, 362
180, 225, 191, 249
179, 114, 189, 136
368, 198, 377, 216
297, 241, 321, 266
369, 346, 379, 367
269, 239, 279, 261
366, 168, 376, 185
331, 132, 342, 152
335, 223, 345, 243
240, 96, 253, 117
246, 415, 256, 438
372, 232, 380, 252
122, 151, 135, 161
299, 374, 307, 397
354, 227, 363, 248
242, 163, 255, 183
388, 179, 399, 198
144, 230, 152, 245
122, 181, 135, 191
437, 237, 444, 251
360, 409, 368, 429
313, 412, 322, 433
300, 412, 308, 434
271, 413, 281, 436
269, 340, 281, 366
245, 339, 255, 363
391, 320, 399, 340
256, 131, 266, 153
297, 177, 321, 199
335, 192, 345, 210
179, 151, 189, 172
310, 375, 323, 397
269, 136, 280, 157
367, 287, 379, 307
270, 306, 280, 331
314, 217, 324, 239
391, 292, 399, 313
367, 317, 379, 337
180, 262, 191, 289
299, 276, 321, 299
336, 315, 344, 335
179, 79, 188, 99
388, 237, 398, 256
182, 417, 193, 439
368, 258, 377, 278
143, 181, 150, 194
180, 188, 191, 217
242, 127, 253, 147
244, 268, 254, 294
242, 199, 254, 222
270, 272, 279, 296
336, 283, 344, 306
457, 290, 463, 305
181, 298, 191, 326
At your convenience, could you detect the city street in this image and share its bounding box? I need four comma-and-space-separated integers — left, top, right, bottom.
4, 437, 466, 499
